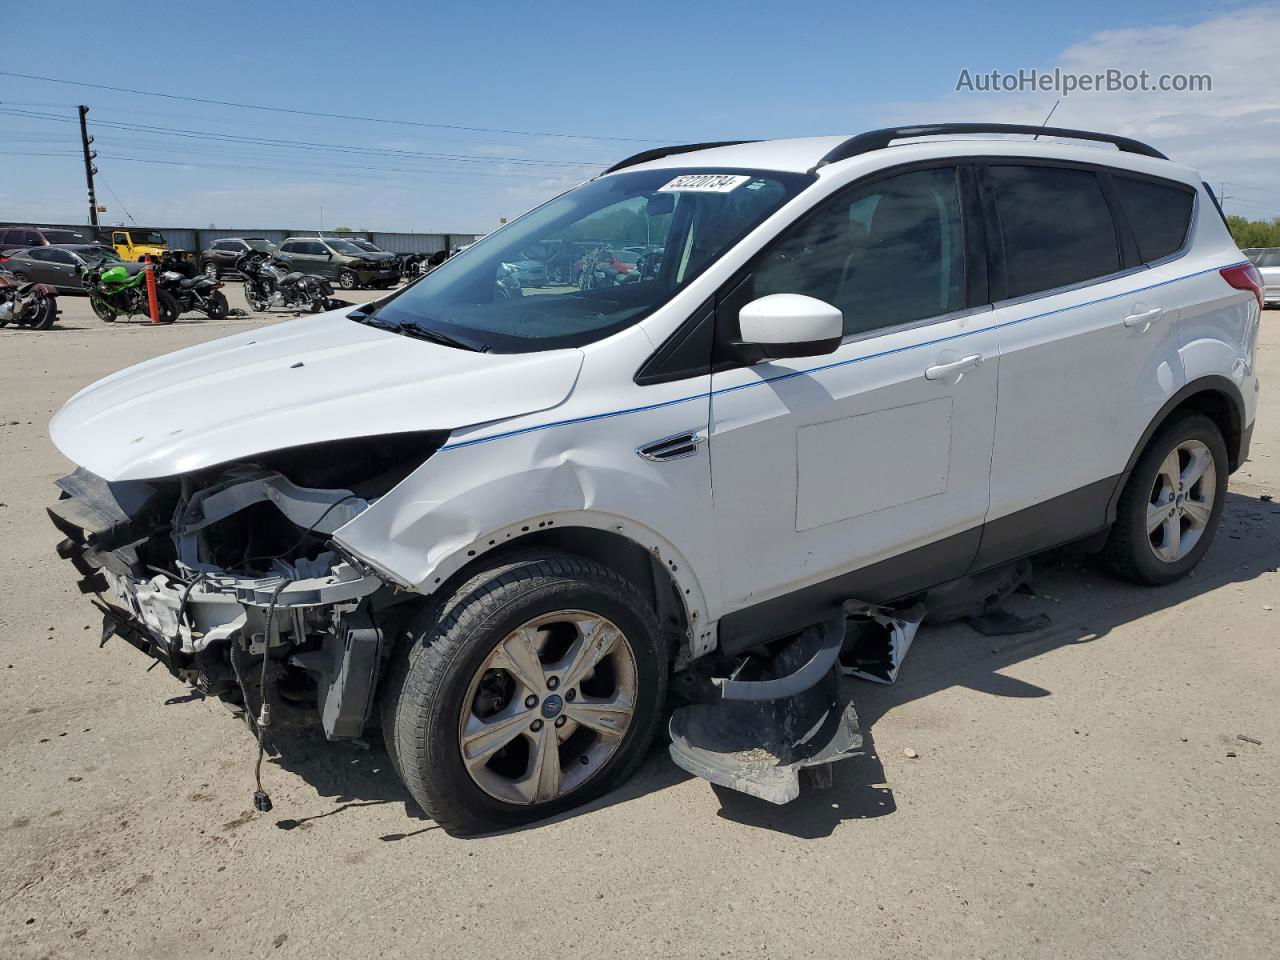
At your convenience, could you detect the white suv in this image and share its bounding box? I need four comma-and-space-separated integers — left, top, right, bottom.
48, 124, 1263, 834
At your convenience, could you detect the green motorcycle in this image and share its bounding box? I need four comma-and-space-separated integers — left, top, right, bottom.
80, 264, 179, 324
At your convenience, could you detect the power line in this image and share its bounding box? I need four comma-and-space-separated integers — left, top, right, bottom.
0, 70, 666, 144
0, 107, 609, 168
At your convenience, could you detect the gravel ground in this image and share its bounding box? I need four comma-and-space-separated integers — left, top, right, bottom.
2, 287, 1278, 959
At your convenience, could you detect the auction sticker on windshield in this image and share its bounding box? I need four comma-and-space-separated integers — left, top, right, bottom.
658, 174, 752, 193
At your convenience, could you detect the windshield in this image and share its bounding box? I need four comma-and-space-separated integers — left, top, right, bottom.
245, 238, 276, 252
350, 239, 380, 251
364, 168, 812, 352
326, 239, 366, 255
1257, 250, 1280, 268
43, 230, 87, 244
126, 231, 165, 245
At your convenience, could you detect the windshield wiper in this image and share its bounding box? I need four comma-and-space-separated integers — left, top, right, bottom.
396, 321, 489, 352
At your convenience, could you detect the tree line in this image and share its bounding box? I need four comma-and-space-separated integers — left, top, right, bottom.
1228, 215, 1280, 249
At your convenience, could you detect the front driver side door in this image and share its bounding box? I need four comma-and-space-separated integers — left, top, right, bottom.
709, 163, 1000, 650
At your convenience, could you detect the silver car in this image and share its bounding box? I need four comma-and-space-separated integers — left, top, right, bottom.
1253, 248, 1280, 307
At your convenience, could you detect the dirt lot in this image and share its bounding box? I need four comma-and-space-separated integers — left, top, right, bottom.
3, 287, 1278, 959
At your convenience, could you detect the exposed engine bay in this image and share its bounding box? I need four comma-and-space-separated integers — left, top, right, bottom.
47, 433, 446, 741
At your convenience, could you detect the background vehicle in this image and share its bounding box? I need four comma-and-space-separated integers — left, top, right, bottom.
1253, 248, 1280, 306
277, 236, 400, 289
106, 228, 169, 262
80, 262, 178, 323
0, 225, 93, 254
47, 125, 1262, 836
156, 256, 229, 319
199, 237, 276, 279
0, 267, 58, 329
236, 249, 334, 312
0, 244, 124, 292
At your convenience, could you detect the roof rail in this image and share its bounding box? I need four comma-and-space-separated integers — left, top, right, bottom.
814, 124, 1167, 169
603, 140, 760, 175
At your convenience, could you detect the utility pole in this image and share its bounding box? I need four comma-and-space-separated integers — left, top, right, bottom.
1217, 182, 1234, 216
78, 105, 99, 229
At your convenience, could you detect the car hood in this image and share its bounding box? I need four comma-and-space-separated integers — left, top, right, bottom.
50, 309, 584, 481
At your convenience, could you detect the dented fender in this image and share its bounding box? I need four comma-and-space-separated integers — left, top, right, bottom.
334, 405, 721, 655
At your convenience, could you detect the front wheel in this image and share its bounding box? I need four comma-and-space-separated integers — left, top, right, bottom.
155, 290, 180, 324
381, 553, 666, 835
1103, 412, 1228, 585
337, 269, 357, 290
90, 296, 116, 323
204, 290, 229, 320
202, 261, 219, 280
244, 282, 268, 312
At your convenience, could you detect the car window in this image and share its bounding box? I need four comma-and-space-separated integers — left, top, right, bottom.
1112, 175, 1194, 263
988, 165, 1120, 299
279, 242, 298, 253
42, 230, 86, 244
26, 248, 53, 261
23, 230, 42, 244
1258, 251, 1280, 268
46, 249, 76, 264
750, 166, 965, 336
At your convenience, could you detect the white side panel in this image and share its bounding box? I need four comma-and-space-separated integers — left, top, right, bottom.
796, 398, 951, 531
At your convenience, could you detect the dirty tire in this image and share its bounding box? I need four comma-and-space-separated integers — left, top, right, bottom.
1103, 411, 1227, 585
381, 552, 666, 836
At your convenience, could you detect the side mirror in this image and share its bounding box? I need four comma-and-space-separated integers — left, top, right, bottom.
735, 294, 843, 361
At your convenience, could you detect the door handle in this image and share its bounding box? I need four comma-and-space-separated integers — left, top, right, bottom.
1123, 306, 1164, 327
924, 354, 984, 380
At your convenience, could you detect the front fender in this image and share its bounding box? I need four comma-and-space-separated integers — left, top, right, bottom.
333, 417, 720, 655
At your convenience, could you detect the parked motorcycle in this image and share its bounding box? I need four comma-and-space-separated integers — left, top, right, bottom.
236, 251, 334, 313
79, 263, 178, 323
0, 268, 58, 329
155, 253, 229, 320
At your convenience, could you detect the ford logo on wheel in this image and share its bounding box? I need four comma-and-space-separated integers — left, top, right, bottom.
540, 694, 564, 719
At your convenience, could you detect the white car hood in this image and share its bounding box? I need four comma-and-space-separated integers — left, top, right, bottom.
50, 309, 584, 481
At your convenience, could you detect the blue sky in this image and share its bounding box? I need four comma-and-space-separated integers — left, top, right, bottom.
3, 1, 1278, 231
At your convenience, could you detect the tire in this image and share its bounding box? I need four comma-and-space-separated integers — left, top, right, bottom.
337, 269, 357, 290
382, 552, 666, 835
90, 296, 116, 323
308, 297, 326, 314
1103, 412, 1228, 585
202, 261, 219, 280
155, 290, 180, 324
31, 292, 57, 330
244, 282, 267, 312
204, 290, 229, 320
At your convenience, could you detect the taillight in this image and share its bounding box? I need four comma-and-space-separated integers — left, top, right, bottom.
1220, 262, 1264, 310
0, 257, 8, 264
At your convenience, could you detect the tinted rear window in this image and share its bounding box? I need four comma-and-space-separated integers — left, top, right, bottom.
1113, 176, 1194, 263
989, 165, 1121, 300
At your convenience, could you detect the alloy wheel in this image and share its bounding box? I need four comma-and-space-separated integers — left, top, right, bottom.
458, 610, 637, 805
1147, 439, 1216, 563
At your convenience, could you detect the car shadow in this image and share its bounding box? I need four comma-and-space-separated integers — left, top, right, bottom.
264, 491, 1279, 838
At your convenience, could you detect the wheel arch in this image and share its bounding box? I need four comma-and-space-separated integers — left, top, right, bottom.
1107, 375, 1247, 523
399, 517, 708, 662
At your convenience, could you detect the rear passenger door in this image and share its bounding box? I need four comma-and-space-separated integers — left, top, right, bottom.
975, 161, 1193, 567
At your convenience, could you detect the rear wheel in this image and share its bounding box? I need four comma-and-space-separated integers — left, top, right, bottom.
1104, 412, 1228, 585
202, 261, 219, 280
381, 553, 666, 835
30, 291, 57, 330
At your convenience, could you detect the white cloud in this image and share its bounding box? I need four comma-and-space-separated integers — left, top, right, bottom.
883, 4, 1280, 218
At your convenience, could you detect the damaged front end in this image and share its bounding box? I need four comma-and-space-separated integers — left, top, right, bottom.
47, 433, 445, 740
